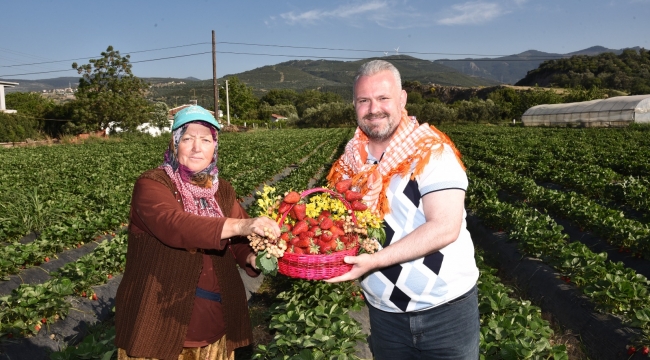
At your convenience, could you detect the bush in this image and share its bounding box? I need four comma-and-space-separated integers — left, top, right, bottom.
0, 113, 42, 142
420, 102, 459, 125
299, 102, 355, 128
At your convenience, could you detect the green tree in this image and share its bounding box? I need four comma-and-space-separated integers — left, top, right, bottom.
258, 103, 298, 122
5, 92, 55, 117
260, 89, 298, 106
220, 76, 259, 120
420, 102, 458, 125
69, 46, 151, 133
295, 90, 344, 117
300, 102, 355, 128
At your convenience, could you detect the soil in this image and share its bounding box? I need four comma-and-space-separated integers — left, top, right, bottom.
467, 214, 646, 360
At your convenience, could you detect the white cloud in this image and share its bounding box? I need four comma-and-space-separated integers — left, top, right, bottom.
437, 2, 507, 25
280, 1, 389, 25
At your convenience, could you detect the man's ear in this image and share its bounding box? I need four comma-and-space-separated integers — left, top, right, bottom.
400, 89, 407, 108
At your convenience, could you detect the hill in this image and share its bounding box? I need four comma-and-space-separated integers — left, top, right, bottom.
232, 55, 498, 94
3, 76, 203, 93
146, 55, 500, 106
4, 77, 82, 92
435, 46, 640, 84
515, 48, 650, 94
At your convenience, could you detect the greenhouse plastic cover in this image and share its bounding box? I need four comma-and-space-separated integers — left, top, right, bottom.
522, 94, 650, 126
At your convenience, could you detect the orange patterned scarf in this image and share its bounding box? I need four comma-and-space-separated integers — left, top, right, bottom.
327, 109, 465, 219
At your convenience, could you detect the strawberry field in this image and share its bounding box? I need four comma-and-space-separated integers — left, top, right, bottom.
1, 125, 649, 359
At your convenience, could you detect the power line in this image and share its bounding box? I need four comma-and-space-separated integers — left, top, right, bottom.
1, 40, 576, 69
0, 43, 210, 68
0, 50, 571, 78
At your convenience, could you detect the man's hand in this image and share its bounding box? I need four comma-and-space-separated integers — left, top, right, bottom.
325, 253, 375, 283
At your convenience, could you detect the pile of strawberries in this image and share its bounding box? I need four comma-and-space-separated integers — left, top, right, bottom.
278, 180, 368, 255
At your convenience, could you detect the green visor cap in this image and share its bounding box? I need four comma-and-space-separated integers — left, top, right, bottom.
172, 105, 222, 131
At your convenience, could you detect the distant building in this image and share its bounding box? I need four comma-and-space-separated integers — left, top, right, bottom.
270, 113, 288, 122
0, 81, 19, 113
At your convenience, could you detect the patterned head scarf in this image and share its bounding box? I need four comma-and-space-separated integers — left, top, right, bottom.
160, 121, 224, 218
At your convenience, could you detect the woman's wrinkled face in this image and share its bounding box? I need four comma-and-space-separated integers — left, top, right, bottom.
177, 123, 216, 172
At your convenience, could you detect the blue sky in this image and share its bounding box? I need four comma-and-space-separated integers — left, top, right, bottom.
1, 0, 648, 81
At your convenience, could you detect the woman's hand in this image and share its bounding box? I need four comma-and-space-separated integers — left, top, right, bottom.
246, 252, 258, 270
241, 216, 281, 238
224, 216, 281, 239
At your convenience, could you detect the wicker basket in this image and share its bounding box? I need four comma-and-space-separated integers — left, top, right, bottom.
277, 187, 360, 280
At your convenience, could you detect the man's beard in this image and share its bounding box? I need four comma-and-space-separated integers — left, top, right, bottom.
358, 112, 399, 142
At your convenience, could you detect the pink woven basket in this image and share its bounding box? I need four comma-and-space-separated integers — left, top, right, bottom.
277, 188, 359, 280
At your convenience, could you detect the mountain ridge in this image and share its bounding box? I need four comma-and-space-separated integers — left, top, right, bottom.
4, 46, 642, 94
434, 45, 642, 84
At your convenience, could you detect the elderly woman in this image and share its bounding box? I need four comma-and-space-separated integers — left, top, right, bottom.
114, 105, 280, 360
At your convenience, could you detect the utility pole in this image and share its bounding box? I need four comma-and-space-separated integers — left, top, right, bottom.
212, 30, 219, 120
226, 80, 230, 126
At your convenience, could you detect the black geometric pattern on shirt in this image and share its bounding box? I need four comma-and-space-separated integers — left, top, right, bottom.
383, 219, 395, 246
423, 251, 444, 275
380, 262, 403, 284
389, 285, 411, 312
402, 178, 421, 208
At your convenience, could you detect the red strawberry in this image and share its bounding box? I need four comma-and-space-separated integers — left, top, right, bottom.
351, 200, 368, 211
41, 318, 47, 324
107, 274, 113, 279
278, 201, 292, 214
628, 346, 636, 355
299, 231, 315, 241
319, 240, 337, 254
282, 223, 292, 232
335, 179, 353, 193
319, 210, 332, 218
334, 219, 345, 228
81, 291, 86, 297
44, 257, 50, 262
293, 246, 306, 254
280, 232, 290, 242
294, 238, 310, 248
330, 225, 345, 237
320, 230, 333, 242
309, 225, 320, 233
344, 189, 364, 202
320, 217, 333, 230
283, 191, 301, 204
307, 217, 318, 226
642, 346, 649, 356
35, 324, 41, 332
92, 293, 98, 301
292, 220, 308, 236
293, 204, 306, 221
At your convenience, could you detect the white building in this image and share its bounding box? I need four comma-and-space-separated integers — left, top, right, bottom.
0, 81, 19, 114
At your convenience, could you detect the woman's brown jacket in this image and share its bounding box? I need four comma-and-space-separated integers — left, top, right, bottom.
114, 169, 255, 360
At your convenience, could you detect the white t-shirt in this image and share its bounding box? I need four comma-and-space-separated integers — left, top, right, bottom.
360, 143, 479, 313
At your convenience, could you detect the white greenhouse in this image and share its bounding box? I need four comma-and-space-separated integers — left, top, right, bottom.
521, 94, 650, 127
